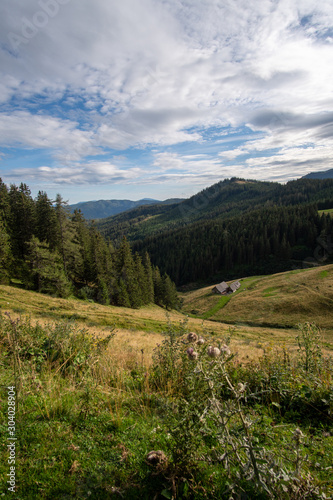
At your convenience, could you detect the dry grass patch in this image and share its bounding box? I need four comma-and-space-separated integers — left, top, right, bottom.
2, 280, 332, 368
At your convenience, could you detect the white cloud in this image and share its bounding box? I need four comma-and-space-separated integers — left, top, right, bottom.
9, 160, 142, 185
0, 111, 97, 160
0, 0, 333, 195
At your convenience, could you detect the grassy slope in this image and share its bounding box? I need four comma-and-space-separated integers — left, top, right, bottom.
180, 264, 333, 344
1, 266, 333, 363
0, 284, 274, 362
1, 281, 333, 498
319, 208, 333, 217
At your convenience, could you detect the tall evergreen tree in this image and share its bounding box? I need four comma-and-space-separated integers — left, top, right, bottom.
88, 224, 115, 303
143, 252, 155, 303
72, 209, 94, 285
0, 214, 11, 283
8, 183, 36, 260
26, 236, 71, 297
134, 253, 149, 306
115, 237, 141, 308
35, 191, 58, 249
55, 194, 83, 281
153, 266, 164, 306
116, 278, 131, 308
0, 178, 10, 224
161, 273, 179, 310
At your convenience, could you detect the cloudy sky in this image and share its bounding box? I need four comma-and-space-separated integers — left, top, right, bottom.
1, 0, 333, 203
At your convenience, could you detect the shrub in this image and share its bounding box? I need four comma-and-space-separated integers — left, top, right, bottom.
150, 321, 332, 499
0, 312, 114, 375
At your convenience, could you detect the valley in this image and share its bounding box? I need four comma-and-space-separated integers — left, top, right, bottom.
1, 262, 333, 362
1, 176, 333, 499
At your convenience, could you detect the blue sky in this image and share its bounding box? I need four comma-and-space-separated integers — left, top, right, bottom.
1, 0, 333, 203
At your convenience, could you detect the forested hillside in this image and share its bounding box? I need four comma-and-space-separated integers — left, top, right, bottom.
99, 177, 333, 286
0, 179, 179, 309
97, 177, 333, 244
1, 177, 333, 294
101, 179, 333, 285
133, 203, 333, 284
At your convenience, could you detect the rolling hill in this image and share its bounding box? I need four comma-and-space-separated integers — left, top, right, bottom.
1, 264, 333, 351
180, 264, 333, 333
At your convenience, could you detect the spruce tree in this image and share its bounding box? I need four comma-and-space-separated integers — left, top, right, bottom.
55, 194, 83, 282
8, 183, 36, 260
26, 236, 71, 297
0, 178, 10, 224
134, 253, 149, 306
115, 237, 142, 308
89, 224, 114, 302
0, 214, 11, 283
117, 278, 131, 308
153, 266, 164, 306
143, 252, 155, 303
35, 191, 58, 249
161, 273, 179, 310
71, 209, 96, 288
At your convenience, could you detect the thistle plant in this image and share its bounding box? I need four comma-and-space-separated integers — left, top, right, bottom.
296, 322, 323, 374
151, 322, 329, 499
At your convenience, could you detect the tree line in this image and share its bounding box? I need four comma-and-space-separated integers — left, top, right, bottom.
0, 179, 179, 309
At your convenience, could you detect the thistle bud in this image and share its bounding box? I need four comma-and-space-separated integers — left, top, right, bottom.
146, 450, 168, 466
187, 332, 198, 343
207, 346, 221, 358
197, 337, 205, 345
221, 344, 231, 356
186, 347, 198, 360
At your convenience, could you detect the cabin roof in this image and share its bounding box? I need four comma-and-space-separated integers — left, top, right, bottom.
213, 281, 228, 293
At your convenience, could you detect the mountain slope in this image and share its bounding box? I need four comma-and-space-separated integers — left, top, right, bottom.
96, 177, 333, 242
95, 177, 333, 286
69, 197, 183, 220
302, 168, 333, 180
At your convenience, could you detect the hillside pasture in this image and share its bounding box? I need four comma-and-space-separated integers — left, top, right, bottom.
180, 265, 333, 351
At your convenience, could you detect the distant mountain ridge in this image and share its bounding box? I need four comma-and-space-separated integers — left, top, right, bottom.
302, 168, 333, 180
69, 197, 183, 220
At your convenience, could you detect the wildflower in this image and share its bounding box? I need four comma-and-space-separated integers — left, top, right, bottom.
221, 344, 231, 356
186, 347, 198, 360
151, 425, 161, 434
197, 337, 205, 345
187, 332, 198, 343
207, 346, 221, 358
237, 382, 246, 393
